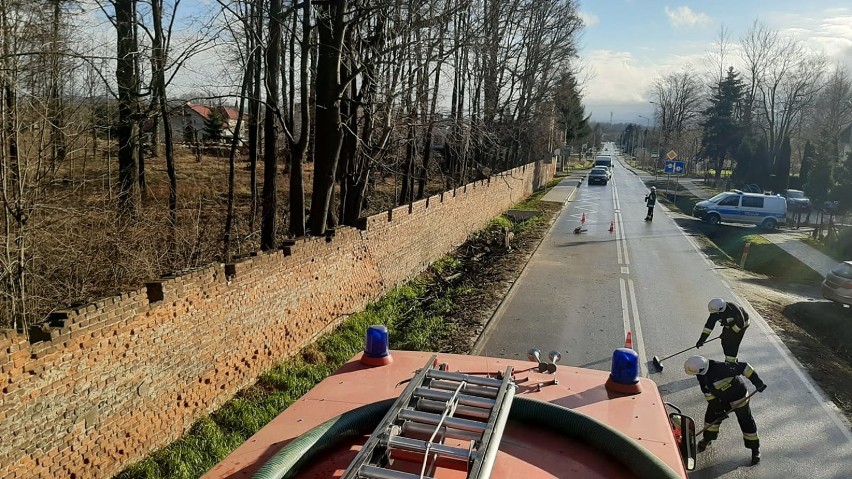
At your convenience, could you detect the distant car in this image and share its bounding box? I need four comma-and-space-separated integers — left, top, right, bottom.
588, 167, 609, 185
781, 189, 811, 212
822, 261, 852, 306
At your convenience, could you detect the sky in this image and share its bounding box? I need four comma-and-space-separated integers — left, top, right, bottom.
578, 1, 852, 124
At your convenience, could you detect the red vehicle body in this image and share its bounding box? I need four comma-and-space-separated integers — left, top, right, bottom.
204, 349, 695, 479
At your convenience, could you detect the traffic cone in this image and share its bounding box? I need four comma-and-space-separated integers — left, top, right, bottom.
625, 331, 633, 350
581, 212, 586, 223
609, 221, 615, 233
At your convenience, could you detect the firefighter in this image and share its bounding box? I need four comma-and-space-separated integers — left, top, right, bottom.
644, 186, 657, 221
684, 355, 767, 465
696, 298, 749, 363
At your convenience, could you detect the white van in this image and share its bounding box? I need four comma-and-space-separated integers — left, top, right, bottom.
692, 190, 786, 229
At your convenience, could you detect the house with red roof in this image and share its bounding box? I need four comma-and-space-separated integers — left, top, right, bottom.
169, 102, 247, 144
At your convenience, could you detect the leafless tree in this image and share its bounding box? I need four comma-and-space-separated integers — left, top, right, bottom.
739, 21, 827, 171
802, 65, 852, 159
651, 68, 704, 153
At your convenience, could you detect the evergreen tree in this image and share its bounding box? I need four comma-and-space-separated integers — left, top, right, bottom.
203, 109, 226, 142
774, 136, 792, 191
621, 124, 637, 154
753, 137, 771, 187
701, 67, 744, 185
804, 140, 833, 203
554, 71, 590, 147
800, 140, 815, 187
832, 151, 852, 211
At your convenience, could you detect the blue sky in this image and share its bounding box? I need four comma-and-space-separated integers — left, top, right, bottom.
578, 1, 852, 123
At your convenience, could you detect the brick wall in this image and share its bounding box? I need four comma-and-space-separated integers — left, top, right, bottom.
0, 161, 554, 479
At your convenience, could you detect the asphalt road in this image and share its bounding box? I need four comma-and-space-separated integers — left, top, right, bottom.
473, 158, 852, 478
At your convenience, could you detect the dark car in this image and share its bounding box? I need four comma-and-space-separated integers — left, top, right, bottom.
781, 189, 811, 211
588, 167, 609, 185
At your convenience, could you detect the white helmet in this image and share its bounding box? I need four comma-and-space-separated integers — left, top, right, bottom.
708, 298, 726, 313
684, 355, 709, 375
650, 186, 656, 191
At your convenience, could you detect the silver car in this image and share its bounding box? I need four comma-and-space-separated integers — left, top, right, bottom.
822, 261, 852, 306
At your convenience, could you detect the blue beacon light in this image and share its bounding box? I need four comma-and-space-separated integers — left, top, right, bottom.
361, 325, 393, 366
605, 347, 642, 394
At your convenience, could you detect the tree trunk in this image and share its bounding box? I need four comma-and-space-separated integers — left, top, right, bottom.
287, 0, 309, 238
224, 53, 253, 261
261, 0, 282, 250
247, 0, 262, 233
309, 0, 347, 236
115, 0, 140, 215
48, 0, 65, 174
152, 0, 177, 237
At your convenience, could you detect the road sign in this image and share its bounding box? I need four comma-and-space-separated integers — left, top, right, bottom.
664, 160, 685, 175
667, 150, 678, 160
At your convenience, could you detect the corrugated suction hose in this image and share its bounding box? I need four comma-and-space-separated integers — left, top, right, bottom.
250, 397, 682, 479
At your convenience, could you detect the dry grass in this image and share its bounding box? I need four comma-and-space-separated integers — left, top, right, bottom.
3, 143, 455, 328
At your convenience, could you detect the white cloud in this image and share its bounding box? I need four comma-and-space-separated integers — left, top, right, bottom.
778, 14, 852, 65
664, 6, 711, 29
581, 49, 704, 121
579, 11, 599, 28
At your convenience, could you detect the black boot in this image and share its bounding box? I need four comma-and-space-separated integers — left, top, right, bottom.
751, 448, 761, 465
697, 439, 712, 452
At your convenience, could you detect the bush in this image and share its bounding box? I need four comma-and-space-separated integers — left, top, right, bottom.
833, 226, 852, 260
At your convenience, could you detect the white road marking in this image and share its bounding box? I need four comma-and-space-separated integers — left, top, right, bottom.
619, 213, 630, 265
621, 267, 629, 274
619, 277, 631, 340
628, 278, 649, 378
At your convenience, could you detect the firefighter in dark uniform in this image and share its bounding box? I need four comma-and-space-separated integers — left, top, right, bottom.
696, 298, 749, 363
684, 355, 767, 465
644, 186, 657, 221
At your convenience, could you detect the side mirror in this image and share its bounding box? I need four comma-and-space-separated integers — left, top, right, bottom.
669, 412, 696, 471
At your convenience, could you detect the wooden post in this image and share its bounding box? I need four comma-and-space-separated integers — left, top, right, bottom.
740, 242, 751, 268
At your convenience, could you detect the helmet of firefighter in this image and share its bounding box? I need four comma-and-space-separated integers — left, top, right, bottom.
708, 298, 726, 313
684, 356, 709, 375
650, 186, 656, 191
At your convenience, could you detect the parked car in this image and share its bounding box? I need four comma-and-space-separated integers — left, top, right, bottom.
781, 189, 811, 212
588, 167, 609, 185
692, 190, 787, 229
822, 261, 852, 306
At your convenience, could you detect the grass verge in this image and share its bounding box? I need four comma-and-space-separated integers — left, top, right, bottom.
115, 182, 561, 479
700, 227, 821, 283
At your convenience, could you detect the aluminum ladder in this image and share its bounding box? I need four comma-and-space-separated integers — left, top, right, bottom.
341, 355, 517, 479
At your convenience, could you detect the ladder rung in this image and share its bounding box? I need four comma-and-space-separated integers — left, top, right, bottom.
426, 369, 504, 388
360, 465, 434, 479
384, 435, 473, 461
401, 422, 482, 442
414, 387, 497, 409
399, 409, 487, 434
416, 398, 491, 420
428, 380, 499, 398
